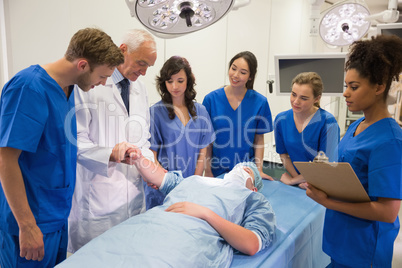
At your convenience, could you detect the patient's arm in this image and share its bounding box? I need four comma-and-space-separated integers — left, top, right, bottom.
128, 149, 166, 188
165, 202, 260, 256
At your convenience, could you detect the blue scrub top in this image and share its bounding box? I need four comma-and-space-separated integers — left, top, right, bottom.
323, 117, 402, 267
274, 108, 340, 170
0, 65, 77, 235
202, 88, 273, 177
150, 101, 215, 177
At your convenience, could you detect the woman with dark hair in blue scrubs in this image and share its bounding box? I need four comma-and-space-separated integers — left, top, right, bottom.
306, 35, 402, 268
146, 56, 215, 209
203, 51, 273, 180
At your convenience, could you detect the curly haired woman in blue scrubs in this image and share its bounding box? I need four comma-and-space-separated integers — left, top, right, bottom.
146, 56, 215, 209
202, 51, 273, 179
306, 35, 402, 268
275, 72, 340, 188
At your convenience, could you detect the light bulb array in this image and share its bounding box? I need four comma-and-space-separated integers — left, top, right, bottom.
132, 0, 234, 36
319, 2, 371, 46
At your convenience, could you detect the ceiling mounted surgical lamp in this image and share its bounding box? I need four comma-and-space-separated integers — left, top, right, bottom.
318, 0, 400, 47
125, 0, 250, 38
319, 0, 371, 47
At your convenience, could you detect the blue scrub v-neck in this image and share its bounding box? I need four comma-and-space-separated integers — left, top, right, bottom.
222, 88, 249, 113
203, 87, 273, 177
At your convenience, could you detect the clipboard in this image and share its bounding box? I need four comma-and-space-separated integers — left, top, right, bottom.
294, 153, 370, 203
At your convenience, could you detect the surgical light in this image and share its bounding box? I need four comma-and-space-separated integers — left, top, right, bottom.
125, 0, 250, 38
318, 0, 400, 47
319, 1, 371, 47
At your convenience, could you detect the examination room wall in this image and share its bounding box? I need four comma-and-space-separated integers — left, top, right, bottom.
0, 0, 344, 163
1, 0, 402, 266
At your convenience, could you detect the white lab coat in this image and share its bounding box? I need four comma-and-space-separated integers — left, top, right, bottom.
68, 77, 154, 253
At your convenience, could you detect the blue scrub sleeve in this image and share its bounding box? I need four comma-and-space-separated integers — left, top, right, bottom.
240, 192, 276, 251
0, 86, 48, 152
202, 96, 211, 115
197, 105, 216, 147
160, 171, 185, 196
368, 139, 402, 199
274, 115, 287, 155
318, 119, 340, 162
149, 105, 163, 152
255, 101, 273, 134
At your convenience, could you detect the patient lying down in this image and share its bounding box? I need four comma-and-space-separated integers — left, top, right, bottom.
58, 149, 276, 268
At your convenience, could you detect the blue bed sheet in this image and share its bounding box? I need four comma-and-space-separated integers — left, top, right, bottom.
231, 180, 330, 267
58, 180, 329, 268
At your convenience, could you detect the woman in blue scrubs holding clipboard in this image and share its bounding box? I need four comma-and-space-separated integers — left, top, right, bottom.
306, 35, 402, 268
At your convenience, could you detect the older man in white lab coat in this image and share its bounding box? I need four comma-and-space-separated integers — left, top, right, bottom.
67, 29, 157, 253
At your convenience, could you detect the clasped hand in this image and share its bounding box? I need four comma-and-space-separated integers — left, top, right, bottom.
110, 142, 142, 164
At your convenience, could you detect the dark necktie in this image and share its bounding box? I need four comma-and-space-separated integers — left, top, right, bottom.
119, 78, 130, 114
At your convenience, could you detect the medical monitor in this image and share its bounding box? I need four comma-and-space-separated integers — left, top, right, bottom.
274, 53, 347, 96
376, 23, 402, 38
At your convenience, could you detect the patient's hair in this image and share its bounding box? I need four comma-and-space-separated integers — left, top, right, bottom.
156, 56, 197, 120
228, 51, 258, 90
291, 72, 323, 108
65, 28, 124, 70
345, 34, 402, 102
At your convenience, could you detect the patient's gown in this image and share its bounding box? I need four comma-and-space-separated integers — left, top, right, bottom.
57, 172, 276, 268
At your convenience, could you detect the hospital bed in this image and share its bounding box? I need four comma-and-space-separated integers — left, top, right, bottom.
231, 180, 330, 267
59, 180, 330, 268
